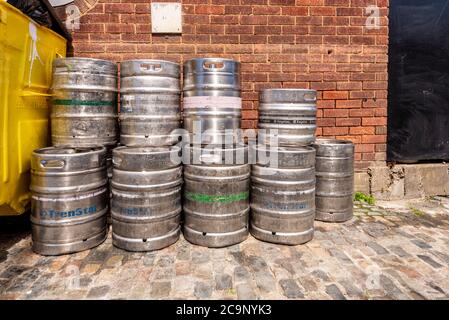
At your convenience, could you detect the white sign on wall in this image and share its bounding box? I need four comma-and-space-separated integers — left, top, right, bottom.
151, 2, 182, 34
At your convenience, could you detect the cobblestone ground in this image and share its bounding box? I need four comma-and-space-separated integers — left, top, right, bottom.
1, 197, 449, 300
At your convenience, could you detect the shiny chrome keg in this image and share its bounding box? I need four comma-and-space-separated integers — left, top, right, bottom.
183, 58, 241, 97
51, 58, 118, 147
30, 147, 108, 255
250, 145, 316, 245
313, 139, 354, 222
183, 144, 250, 247
120, 60, 181, 146
183, 58, 242, 145
111, 146, 182, 251
258, 89, 317, 147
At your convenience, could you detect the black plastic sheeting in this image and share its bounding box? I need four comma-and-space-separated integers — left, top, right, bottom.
7, 0, 52, 27
388, 0, 449, 162
7, 0, 72, 41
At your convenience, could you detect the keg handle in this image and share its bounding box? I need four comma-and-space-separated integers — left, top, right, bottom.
112, 157, 122, 166
140, 63, 162, 72
40, 159, 65, 169
199, 154, 222, 164
303, 93, 317, 102
203, 61, 225, 70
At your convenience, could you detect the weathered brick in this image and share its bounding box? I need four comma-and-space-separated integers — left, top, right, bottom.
64, 0, 389, 168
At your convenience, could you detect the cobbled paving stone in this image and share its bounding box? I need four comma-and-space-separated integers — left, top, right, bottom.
0, 198, 449, 300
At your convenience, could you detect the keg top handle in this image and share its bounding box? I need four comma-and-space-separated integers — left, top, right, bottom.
39, 159, 66, 169
33, 146, 106, 171
184, 58, 240, 72
260, 88, 317, 103
199, 154, 222, 164
203, 60, 226, 70
120, 59, 180, 77
139, 62, 162, 72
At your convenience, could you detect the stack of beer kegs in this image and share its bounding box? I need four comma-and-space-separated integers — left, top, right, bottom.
111, 60, 183, 252
182, 58, 250, 247
251, 89, 318, 245
30, 58, 118, 255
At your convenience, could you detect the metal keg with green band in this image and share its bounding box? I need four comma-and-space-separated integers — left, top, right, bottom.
183, 144, 250, 247
50, 58, 118, 148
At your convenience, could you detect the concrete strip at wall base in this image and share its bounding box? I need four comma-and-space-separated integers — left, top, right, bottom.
354, 164, 449, 200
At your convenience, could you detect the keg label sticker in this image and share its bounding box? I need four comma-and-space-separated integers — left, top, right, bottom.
185, 191, 249, 203
183, 96, 242, 109
113, 198, 181, 216
53, 99, 116, 107
117, 206, 151, 216
260, 201, 309, 211
40, 206, 97, 219
259, 119, 316, 125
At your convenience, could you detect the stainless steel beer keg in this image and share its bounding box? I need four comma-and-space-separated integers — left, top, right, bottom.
111, 146, 182, 251
51, 58, 118, 147
313, 139, 354, 222
120, 60, 181, 146
30, 146, 108, 255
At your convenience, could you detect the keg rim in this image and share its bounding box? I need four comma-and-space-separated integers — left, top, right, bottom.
54, 57, 117, 66
113, 145, 181, 155
184, 57, 241, 64
313, 138, 354, 146
120, 59, 180, 67
33, 146, 106, 157
253, 145, 316, 154
261, 88, 317, 94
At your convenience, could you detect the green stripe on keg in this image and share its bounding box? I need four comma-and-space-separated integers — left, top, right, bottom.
185, 191, 249, 203
53, 99, 116, 106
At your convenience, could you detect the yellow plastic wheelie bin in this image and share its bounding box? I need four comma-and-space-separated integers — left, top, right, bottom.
0, 1, 67, 215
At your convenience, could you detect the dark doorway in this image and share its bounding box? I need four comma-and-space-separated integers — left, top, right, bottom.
388, 0, 449, 162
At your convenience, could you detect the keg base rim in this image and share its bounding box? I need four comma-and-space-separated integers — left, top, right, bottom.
315, 211, 354, 223
112, 227, 180, 252
32, 229, 108, 256
183, 226, 248, 248
119, 135, 183, 147
250, 224, 314, 246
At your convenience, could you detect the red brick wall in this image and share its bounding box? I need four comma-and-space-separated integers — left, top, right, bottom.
58, 0, 389, 169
